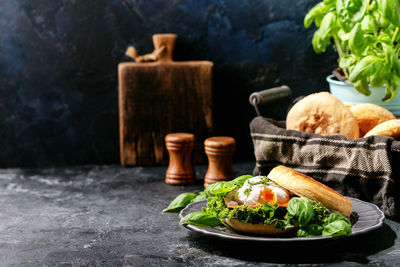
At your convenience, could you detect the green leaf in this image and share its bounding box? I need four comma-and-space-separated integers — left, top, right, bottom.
163, 193, 198, 213
338, 29, 351, 41
323, 0, 337, 6
322, 219, 352, 236
339, 55, 356, 69
353, 78, 371, 95
383, 77, 400, 102
377, 0, 400, 28
296, 224, 324, 237
231, 174, 253, 186
361, 14, 378, 33
204, 174, 253, 197
312, 13, 336, 54
319, 12, 336, 37
385, 45, 400, 77
349, 55, 382, 82
179, 211, 221, 227
192, 192, 207, 202
373, 9, 389, 28
377, 33, 392, 44
337, 0, 369, 32
322, 213, 350, 225
213, 186, 237, 195
370, 66, 386, 87
349, 23, 367, 55
287, 197, 314, 227
203, 181, 226, 196
304, 2, 327, 28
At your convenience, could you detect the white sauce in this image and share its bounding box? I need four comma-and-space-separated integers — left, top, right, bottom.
237, 176, 290, 206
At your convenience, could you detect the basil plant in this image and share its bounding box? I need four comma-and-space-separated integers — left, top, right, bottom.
305, 0, 400, 101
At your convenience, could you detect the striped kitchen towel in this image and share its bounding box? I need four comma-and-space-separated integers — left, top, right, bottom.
250, 116, 400, 220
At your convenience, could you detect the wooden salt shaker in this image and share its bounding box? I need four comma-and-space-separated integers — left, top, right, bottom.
165, 133, 195, 185
204, 136, 236, 187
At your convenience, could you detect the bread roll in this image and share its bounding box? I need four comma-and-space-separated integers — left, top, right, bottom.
286, 92, 359, 139
349, 104, 395, 137
364, 119, 400, 139
268, 165, 352, 218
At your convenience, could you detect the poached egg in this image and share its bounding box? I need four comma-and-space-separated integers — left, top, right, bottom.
236, 176, 290, 207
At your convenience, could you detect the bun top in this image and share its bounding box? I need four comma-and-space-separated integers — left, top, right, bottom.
364, 119, 400, 139
268, 165, 352, 217
286, 92, 359, 139
349, 103, 396, 137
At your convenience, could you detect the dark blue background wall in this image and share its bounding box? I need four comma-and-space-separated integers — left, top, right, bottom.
0, 0, 337, 167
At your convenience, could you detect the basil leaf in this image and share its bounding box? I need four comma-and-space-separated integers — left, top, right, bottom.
203, 181, 226, 196
383, 77, 400, 102
213, 186, 237, 195
370, 67, 386, 87
304, 2, 327, 28
179, 211, 221, 227
322, 219, 352, 236
349, 55, 382, 82
311, 12, 336, 54
337, 0, 369, 32
319, 12, 336, 38
203, 175, 253, 197
377, 33, 392, 44
338, 29, 351, 41
361, 14, 378, 34
385, 45, 400, 77
377, 0, 400, 28
323, 212, 350, 225
163, 193, 198, 213
312, 29, 332, 54
231, 174, 253, 186
287, 197, 314, 227
353, 78, 371, 95
349, 23, 367, 56
339, 55, 356, 69
192, 192, 207, 202
373, 9, 389, 28
296, 224, 324, 237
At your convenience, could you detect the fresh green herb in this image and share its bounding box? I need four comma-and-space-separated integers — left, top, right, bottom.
162, 193, 198, 213
243, 187, 252, 196
322, 219, 352, 236
305, 0, 400, 101
323, 212, 351, 225
179, 211, 221, 227
242, 176, 271, 196
296, 224, 324, 237
287, 197, 314, 227
203, 174, 253, 198
232, 175, 254, 187
163, 174, 253, 213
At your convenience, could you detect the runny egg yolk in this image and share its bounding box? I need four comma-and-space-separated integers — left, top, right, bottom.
261, 188, 290, 207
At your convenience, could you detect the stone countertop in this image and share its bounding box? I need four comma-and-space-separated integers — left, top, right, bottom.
0, 163, 399, 266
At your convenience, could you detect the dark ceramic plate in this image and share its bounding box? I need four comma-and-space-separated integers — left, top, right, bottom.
179, 197, 385, 244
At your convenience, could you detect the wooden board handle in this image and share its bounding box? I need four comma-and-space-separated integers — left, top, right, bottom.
152, 34, 178, 62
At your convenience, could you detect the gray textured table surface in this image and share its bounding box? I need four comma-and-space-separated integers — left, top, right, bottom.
0, 163, 399, 266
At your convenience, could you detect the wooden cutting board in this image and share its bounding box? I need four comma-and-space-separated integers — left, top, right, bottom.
118, 34, 213, 166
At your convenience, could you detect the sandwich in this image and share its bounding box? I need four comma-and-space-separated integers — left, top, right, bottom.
174, 165, 353, 237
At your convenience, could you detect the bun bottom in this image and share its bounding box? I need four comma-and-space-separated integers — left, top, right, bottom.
225, 218, 297, 236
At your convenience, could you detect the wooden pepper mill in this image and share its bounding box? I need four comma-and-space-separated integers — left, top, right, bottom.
165, 133, 195, 185
204, 136, 236, 187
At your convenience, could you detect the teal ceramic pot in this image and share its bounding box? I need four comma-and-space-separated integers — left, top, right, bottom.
327, 74, 400, 116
